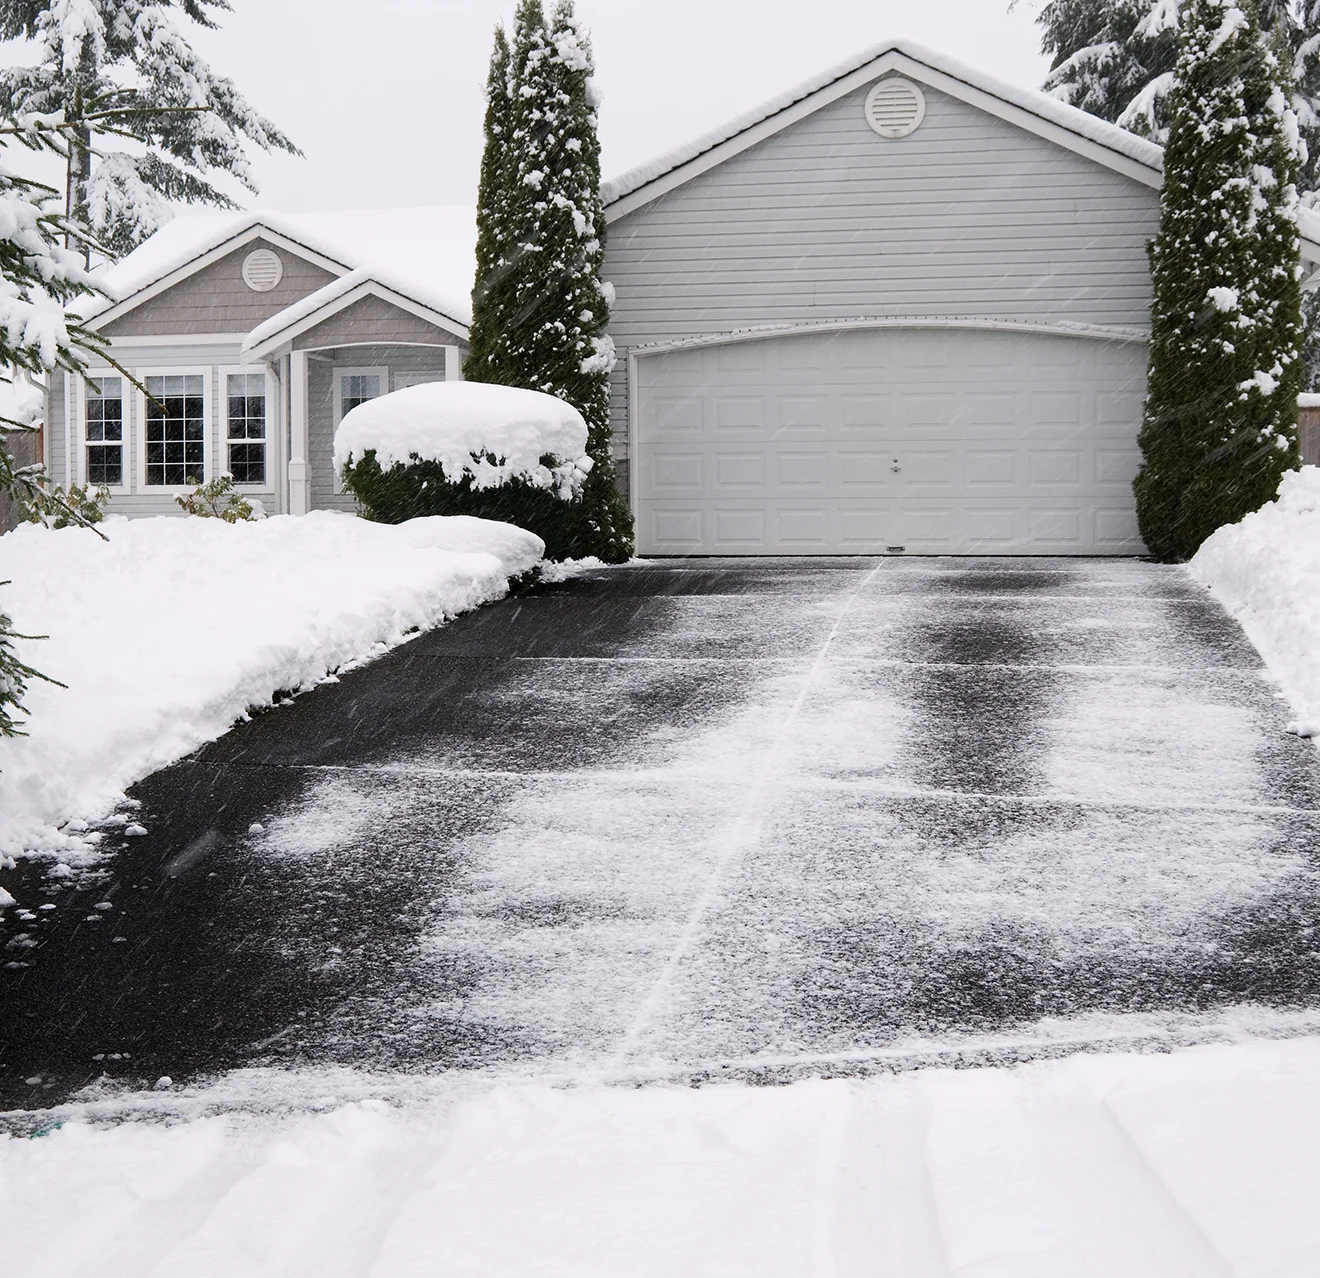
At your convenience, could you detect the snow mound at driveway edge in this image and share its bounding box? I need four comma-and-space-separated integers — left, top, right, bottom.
0, 511, 543, 863
1189, 465, 1320, 735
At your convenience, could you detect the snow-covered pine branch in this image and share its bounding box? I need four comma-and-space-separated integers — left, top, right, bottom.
0, 0, 300, 261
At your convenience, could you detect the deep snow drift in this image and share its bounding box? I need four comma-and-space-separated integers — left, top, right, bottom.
3, 1038, 1320, 1277
1190, 464, 1320, 735
0, 512, 542, 861
333, 382, 592, 498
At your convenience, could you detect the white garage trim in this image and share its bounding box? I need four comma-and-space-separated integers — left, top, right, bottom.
625, 318, 1151, 508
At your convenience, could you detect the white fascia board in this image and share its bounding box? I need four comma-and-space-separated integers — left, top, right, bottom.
629, 316, 1151, 358
103, 332, 251, 348
605, 50, 1162, 224
242, 280, 471, 363
85, 225, 351, 332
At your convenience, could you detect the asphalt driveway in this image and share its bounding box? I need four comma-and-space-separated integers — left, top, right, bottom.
4, 557, 1320, 1106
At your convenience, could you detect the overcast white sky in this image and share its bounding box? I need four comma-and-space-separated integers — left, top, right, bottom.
171, 0, 1049, 213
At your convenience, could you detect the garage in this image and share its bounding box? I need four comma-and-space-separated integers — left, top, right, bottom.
633, 324, 1149, 556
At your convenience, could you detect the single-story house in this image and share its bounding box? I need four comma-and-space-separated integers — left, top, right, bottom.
35, 38, 1320, 555
40, 207, 476, 520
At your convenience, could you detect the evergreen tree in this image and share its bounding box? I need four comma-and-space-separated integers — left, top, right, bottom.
1037, 0, 1320, 170
466, 24, 514, 388
0, 0, 299, 261
0, 109, 105, 735
1135, 0, 1305, 560
466, 0, 633, 561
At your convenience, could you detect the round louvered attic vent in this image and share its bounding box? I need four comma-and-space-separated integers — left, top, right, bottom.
242, 248, 284, 292
865, 77, 926, 138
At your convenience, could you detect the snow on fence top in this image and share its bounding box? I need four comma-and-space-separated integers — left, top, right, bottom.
333, 382, 593, 499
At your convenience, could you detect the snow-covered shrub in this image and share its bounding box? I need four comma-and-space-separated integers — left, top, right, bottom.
25, 480, 109, 529
335, 382, 593, 560
175, 474, 262, 523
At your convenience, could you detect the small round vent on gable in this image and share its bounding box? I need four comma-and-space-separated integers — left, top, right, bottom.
242, 248, 284, 292
865, 77, 926, 138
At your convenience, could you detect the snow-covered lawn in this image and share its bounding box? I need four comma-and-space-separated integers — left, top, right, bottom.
0, 512, 542, 862
1190, 465, 1320, 736
3, 1038, 1319, 1276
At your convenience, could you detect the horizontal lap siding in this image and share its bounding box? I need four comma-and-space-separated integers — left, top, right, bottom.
603, 80, 1161, 485
308, 344, 449, 512
294, 295, 467, 350
100, 240, 338, 338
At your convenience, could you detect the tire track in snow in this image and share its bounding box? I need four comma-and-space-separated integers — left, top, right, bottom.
603, 561, 886, 1073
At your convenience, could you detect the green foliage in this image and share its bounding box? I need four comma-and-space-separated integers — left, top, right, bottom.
23, 477, 109, 528
0, 0, 300, 260
343, 451, 597, 560
1135, 0, 1305, 561
466, 0, 633, 563
0, 586, 63, 738
174, 473, 260, 523
0, 120, 107, 742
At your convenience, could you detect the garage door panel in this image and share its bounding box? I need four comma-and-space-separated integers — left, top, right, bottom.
966, 450, 1019, 486
636, 328, 1147, 555
650, 452, 705, 494
776, 396, 829, 430
777, 451, 829, 488
714, 397, 764, 432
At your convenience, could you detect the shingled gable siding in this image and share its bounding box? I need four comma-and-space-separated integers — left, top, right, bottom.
98, 238, 338, 338
602, 77, 1161, 485
292, 294, 467, 350
307, 343, 455, 513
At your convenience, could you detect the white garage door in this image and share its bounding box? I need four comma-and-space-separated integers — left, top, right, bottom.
634, 326, 1148, 555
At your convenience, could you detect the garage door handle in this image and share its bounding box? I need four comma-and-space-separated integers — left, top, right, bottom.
891, 458, 901, 472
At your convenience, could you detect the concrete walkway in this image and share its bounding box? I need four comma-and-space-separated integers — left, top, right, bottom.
4, 558, 1320, 1104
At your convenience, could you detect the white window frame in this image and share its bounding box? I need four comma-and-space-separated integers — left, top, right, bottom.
219, 365, 276, 493
77, 371, 130, 495
135, 366, 212, 493
332, 365, 388, 494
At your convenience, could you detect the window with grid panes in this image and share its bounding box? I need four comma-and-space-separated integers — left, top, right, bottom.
84, 376, 123, 486
226, 373, 266, 484
340, 373, 381, 417
144, 374, 206, 486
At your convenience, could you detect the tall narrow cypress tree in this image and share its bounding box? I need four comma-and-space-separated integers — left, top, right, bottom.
1134, 0, 1304, 560
466, 25, 514, 386
465, 0, 634, 562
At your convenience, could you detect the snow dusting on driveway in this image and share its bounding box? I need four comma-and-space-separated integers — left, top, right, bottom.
4, 557, 1318, 1100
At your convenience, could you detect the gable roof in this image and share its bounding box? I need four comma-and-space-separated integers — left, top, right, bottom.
243, 269, 469, 361
601, 37, 1320, 260
82, 205, 477, 336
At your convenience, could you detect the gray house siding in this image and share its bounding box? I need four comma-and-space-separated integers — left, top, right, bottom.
294, 296, 466, 350
99, 239, 339, 338
307, 343, 454, 512
602, 77, 1162, 488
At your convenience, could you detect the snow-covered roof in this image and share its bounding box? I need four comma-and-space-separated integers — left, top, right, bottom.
602, 38, 1165, 210
599, 34, 1320, 253
83, 205, 477, 331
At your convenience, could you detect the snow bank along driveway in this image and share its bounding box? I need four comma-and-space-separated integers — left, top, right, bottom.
0, 512, 543, 861
4, 557, 1319, 1103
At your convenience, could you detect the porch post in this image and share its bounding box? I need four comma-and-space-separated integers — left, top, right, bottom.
444, 345, 464, 381
288, 348, 310, 515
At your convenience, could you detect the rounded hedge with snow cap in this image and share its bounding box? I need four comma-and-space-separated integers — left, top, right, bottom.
333, 382, 592, 499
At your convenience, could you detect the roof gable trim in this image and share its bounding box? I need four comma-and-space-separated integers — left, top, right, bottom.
603, 48, 1163, 224
86, 223, 350, 331
242, 275, 470, 362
